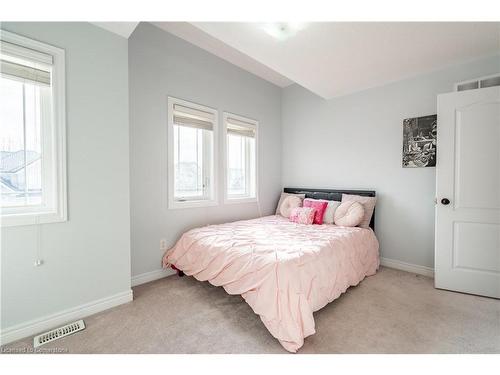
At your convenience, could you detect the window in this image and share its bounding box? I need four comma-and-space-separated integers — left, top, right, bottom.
0, 30, 66, 227
223, 112, 257, 203
167, 97, 217, 208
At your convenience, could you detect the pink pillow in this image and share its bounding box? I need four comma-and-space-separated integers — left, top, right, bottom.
289, 207, 317, 225
303, 198, 328, 225
334, 201, 365, 227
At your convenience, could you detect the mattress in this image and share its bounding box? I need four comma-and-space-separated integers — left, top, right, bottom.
162, 215, 380, 352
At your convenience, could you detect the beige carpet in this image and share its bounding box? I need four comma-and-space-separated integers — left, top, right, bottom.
2, 267, 500, 354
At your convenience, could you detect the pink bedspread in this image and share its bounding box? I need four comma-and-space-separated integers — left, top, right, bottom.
162, 215, 379, 352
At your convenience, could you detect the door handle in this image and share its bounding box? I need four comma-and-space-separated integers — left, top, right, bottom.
441, 198, 450, 205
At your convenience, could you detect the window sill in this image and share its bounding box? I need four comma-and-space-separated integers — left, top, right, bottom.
168, 199, 218, 210
224, 197, 258, 205
1, 210, 67, 227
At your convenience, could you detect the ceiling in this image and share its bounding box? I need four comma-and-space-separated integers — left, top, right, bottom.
92, 22, 139, 38
153, 22, 293, 87
189, 22, 500, 98
94, 22, 500, 99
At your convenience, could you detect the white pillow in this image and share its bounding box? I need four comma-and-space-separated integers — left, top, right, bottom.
341, 194, 377, 228
334, 201, 365, 227
275, 193, 305, 218
314, 200, 341, 224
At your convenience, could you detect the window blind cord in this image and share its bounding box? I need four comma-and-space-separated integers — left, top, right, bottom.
34, 216, 43, 267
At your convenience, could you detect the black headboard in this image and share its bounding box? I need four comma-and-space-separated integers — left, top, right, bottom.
283, 187, 376, 231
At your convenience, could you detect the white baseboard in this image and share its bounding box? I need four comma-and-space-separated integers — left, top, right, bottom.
131, 268, 176, 287
380, 257, 435, 278
0, 289, 133, 346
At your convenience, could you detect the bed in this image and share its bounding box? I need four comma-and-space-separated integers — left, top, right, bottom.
162, 188, 379, 352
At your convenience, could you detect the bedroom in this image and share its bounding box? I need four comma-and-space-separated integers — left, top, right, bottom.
1, 0, 499, 373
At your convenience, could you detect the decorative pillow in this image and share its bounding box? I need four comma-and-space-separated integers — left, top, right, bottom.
317, 200, 341, 224
303, 198, 329, 225
275, 193, 305, 218
334, 201, 365, 227
341, 194, 377, 228
289, 207, 317, 225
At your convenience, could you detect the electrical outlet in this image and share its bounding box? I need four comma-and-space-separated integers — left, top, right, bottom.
160, 239, 167, 250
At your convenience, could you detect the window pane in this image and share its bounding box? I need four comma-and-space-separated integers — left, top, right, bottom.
0, 77, 42, 207
173, 125, 204, 198
227, 134, 246, 196
24, 84, 43, 206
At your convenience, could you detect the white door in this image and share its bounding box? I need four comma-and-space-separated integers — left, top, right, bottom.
435, 86, 500, 298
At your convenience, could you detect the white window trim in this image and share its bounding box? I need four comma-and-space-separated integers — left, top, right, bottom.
167, 96, 218, 209
222, 112, 259, 205
0, 30, 67, 227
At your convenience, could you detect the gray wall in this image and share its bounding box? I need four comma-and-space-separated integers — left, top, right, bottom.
129, 23, 282, 277
1, 23, 131, 330
282, 54, 500, 268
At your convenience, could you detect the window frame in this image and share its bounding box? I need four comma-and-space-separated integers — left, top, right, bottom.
0, 30, 67, 227
222, 112, 259, 205
167, 96, 218, 209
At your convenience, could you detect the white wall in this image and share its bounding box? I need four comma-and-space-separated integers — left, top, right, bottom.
281, 54, 500, 269
0, 23, 131, 336
129, 23, 282, 278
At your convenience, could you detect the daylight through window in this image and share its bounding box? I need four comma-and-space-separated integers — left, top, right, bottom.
168, 98, 216, 208
0, 31, 66, 226
224, 113, 257, 202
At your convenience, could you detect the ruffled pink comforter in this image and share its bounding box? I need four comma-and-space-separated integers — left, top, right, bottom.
162, 215, 379, 352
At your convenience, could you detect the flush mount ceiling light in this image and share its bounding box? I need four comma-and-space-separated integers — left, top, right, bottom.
261, 23, 307, 41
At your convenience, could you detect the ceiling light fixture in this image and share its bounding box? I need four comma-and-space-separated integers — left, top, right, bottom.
261, 23, 307, 41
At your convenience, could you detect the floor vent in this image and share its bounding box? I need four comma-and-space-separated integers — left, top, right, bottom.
33, 319, 86, 348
